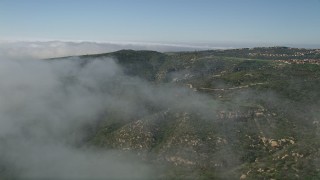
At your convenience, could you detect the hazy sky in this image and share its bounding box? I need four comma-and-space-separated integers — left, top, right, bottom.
1, 0, 320, 47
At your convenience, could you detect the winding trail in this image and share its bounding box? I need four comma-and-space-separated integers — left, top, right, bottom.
198, 82, 267, 91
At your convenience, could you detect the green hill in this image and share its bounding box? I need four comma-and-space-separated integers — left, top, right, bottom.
44, 48, 320, 179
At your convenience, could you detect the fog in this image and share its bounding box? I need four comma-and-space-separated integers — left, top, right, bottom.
1, 43, 318, 179
0, 48, 221, 178
0, 57, 155, 178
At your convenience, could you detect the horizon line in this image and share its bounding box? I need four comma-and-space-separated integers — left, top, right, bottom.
1, 39, 320, 50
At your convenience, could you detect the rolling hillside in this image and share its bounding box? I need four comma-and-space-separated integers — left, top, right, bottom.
3, 47, 319, 179
74, 48, 320, 179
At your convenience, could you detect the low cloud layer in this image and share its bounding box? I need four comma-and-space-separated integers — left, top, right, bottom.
0, 41, 229, 60
0, 51, 219, 178
0, 57, 159, 178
